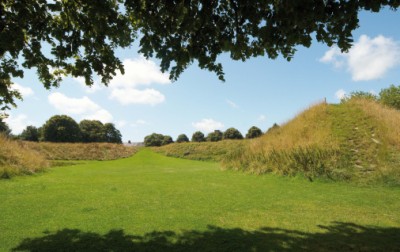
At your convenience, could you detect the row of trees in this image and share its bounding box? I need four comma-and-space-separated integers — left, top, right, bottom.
342, 84, 400, 110
144, 125, 276, 147
1, 115, 122, 143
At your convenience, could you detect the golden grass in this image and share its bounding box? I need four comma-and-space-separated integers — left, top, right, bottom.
0, 135, 49, 178
222, 100, 400, 184
23, 142, 139, 161
154, 140, 248, 162
350, 99, 400, 148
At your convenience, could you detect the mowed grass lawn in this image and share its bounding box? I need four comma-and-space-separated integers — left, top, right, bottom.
1, 149, 399, 251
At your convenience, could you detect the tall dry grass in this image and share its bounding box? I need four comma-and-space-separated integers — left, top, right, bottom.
0, 135, 49, 178
23, 142, 138, 161
155, 140, 248, 162
351, 99, 400, 148
222, 102, 344, 180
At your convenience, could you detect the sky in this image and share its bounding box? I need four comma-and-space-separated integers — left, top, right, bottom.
5, 9, 400, 142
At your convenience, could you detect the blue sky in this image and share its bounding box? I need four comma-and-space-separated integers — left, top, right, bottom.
6, 9, 400, 142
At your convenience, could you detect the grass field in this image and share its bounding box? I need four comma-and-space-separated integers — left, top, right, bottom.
1, 149, 399, 251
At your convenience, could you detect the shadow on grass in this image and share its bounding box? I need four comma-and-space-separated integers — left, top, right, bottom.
12, 222, 400, 251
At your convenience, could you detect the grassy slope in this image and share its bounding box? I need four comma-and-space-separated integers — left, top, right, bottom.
0, 135, 49, 178
220, 100, 400, 184
1, 149, 399, 251
154, 140, 247, 161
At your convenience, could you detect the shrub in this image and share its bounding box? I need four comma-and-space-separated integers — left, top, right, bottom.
162, 135, 174, 145
206, 130, 223, 142
380, 84, 400, 110
42, 115, 81, 142
191, 131, 205, 142
341, 91, 378, 103
20, 125, 39, 141
223, 128, 243, 140
246, 126, 263, 139
144, 133, 165, 146
176, 134, 189, 143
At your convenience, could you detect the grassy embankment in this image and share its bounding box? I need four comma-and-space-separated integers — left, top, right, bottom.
157, 99, 400, 184
1, 149, 399, 251
0, 138, 138, 178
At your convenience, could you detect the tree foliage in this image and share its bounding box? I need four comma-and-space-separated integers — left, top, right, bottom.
144, 133, 165, 147
79, 120, 105, 143
379, 84, 400, 110
42, 115, 81, 143
20, 125, 39, 141
266, 123, 280, 134
103, 123, 122, 144
223, 128, 243, 140
162, 135, 174, 146
176, 134, 189, 143
206, 130, 223, 142
191, 131, 205, 142
0, 118, 11, 136
246, 126, 263, 139
1, 1, 399, 109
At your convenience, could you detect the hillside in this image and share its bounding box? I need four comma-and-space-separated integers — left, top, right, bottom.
0, 135, 49, 178
223, 99, 400, 184
158, 99, 400, 184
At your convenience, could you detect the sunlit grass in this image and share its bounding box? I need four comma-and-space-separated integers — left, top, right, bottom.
1, 149, 399, 251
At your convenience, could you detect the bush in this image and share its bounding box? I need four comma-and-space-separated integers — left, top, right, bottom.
162, 135, 174, 145
42, 115, 81, 142
341, 91, 378, 103
246, 126, 263, 139
144, 133, 165, 146
176, 134, 189, 143
20, 125, 39, 141
380, 84, 400, 110
191, 131, 205, 142
206, 130, 223, 142
223, 128, 243, 140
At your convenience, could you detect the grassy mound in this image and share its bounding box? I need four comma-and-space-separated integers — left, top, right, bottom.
223, 99, 400, 184
154, 140, 248, 162
0, 135, 49, 178
23, 142, 139, 161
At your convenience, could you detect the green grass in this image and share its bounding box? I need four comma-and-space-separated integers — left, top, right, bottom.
1, 149, 399, 251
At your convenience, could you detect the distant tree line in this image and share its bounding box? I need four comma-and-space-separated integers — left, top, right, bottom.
0, 115, 122, 143
144, 125, 275, 147
342, 84, 400, 110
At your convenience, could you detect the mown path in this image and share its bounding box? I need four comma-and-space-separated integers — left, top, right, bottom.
1, 149, 399, 251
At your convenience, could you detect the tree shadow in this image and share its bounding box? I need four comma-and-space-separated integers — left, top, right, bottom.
12, 222, 400, 251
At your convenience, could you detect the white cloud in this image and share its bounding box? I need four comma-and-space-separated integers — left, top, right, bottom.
192, 118, 224, 133
110, 88, 165, 106
226, 99, 239, 109
4, 114, 31, 134
48, 92, 113, 123
109, 57, 170, 89
335, 89, 347, 100
106, 57, 170, 106
12, 83, 34, 97
131, 119, 149, 127
258, 115, 267, 122
320, 35, 400, 81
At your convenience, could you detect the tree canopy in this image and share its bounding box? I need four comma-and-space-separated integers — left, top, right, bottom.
1, 1, 399, 109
